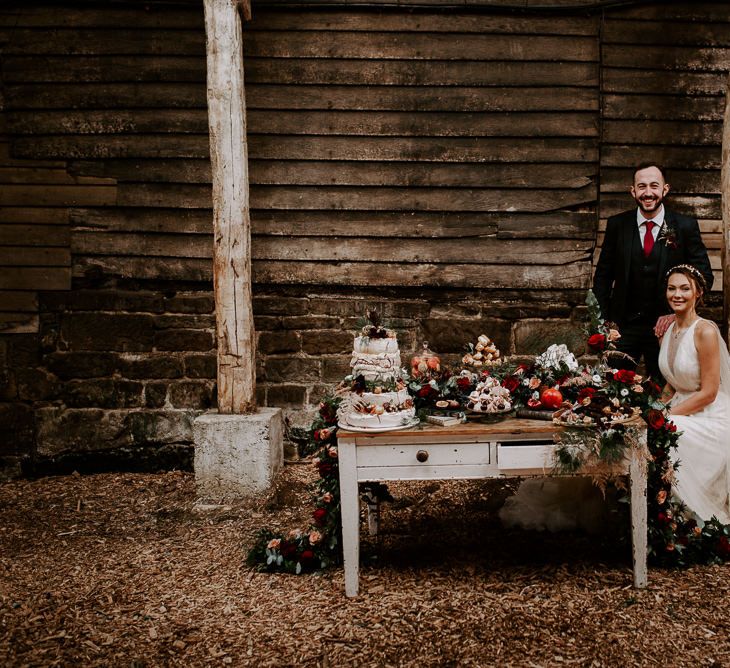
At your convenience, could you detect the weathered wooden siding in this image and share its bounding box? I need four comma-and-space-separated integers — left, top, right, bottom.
1, 3, 600, 296
599, 1, 729, 289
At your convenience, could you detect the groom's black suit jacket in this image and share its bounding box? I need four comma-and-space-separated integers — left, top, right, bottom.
593, 208, 713, 327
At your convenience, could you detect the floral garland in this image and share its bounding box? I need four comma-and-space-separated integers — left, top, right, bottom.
248, 294, 730, 572
247, 398, 342, 574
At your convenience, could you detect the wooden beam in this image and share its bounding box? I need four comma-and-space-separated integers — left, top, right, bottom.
721, 77, 730, 340
204, 0, 256, 414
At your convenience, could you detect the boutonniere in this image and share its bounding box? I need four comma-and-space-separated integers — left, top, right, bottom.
657, 223, 678, 250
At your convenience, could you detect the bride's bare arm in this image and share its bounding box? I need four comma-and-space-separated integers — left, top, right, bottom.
669, 321, 721, 416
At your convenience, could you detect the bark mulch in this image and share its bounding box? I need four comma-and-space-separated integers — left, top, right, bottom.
1, 463, 729, 667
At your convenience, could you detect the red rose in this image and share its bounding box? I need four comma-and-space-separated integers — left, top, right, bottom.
502, 376, 519, 393
313, 429, 321, 442
614, 369, 636, 384
417, 385, 437, 399
317, 462, 334, 476
280, 541, 296, 558
577, 387, 596, 402
666, 421, 677, 433
657, 511, 669, 525
313, 508, 327, 526
527, 398, 542, 409
646, 409, 666, 430
300, 549, 315, 562
718, 537, 730, 558
457, 377, 472, 390
587, 333, 606, 352
319, 403, 336, 423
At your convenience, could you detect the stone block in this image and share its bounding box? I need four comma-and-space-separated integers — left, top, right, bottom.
169, 380, 215, 409
322, 356, 351, 382
421, 318, 512, 354
265, 357, 320, 383
61, 313, 155, 352
254, 316, 282, 330
46, 352, 118, 379
266, 384, 307, 407
309, 383, 338, 403
153, 314, 215, 330
16, 368, 58, 401
253, 296, 309, 316
0, 404, 34, 456
514, 320, 586, 356
128, 410, 196, 445
119, 354, 184, 379
184, 354, 216, 379
7, 335, 40, 366
145, 382, 168, 408
301, 330, 352, 355
154, 329, 214, 352
194, 408, 284, 498
62, 379, 144, 408
429, 302, 481, 318
483, 301, 573, 320
164, 293, 214, 314
57, 290, 165, 313
258, 330, 301, 355
36, 407, 132, 457
281, 315, 340, 330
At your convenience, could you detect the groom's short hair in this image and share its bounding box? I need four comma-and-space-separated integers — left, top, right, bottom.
633, 162, 669, 183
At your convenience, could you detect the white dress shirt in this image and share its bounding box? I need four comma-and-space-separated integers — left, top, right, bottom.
636, 205, 664, 247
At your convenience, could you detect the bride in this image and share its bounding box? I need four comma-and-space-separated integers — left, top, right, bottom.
658, 264, 730, 524
500, 263, 730, 531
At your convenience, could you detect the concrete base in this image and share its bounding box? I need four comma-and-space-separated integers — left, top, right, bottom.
193, 407, 283, 499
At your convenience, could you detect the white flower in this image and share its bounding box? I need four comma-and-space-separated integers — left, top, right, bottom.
535, 344, 578, 372
522, 379, 530, 386
429, 379, 439, 389
620, 388, 629, 396
592, 374, 602, 385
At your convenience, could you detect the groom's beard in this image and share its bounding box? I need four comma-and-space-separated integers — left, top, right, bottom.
635, 193, 665, 215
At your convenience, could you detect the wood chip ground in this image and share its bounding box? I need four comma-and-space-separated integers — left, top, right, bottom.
1, 464, 729, 667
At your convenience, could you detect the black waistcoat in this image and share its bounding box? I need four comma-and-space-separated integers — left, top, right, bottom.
625, 226, 662, 323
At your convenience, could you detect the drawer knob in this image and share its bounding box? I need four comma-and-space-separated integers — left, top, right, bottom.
416, 450, 429, 463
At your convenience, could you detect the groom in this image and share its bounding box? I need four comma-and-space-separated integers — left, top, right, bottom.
593, 162, 713, 380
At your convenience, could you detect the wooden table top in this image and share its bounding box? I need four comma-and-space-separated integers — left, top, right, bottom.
337, 417, 562, 439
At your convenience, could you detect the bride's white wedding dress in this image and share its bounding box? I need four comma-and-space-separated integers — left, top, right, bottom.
658, 319, 730, 524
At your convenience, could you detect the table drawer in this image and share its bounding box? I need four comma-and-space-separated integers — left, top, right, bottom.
498, 441, 556, 473
357, 442, 491, 468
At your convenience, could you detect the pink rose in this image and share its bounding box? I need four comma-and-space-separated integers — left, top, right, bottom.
309, 530, 322, 545
267, 538, 281, 550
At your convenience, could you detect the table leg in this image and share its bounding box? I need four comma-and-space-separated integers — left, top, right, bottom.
629, 429, 648, 589
338, 439, 360, 597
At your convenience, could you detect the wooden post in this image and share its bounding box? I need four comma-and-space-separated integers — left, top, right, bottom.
722, 73, 730, 343
204, 0, 256, 414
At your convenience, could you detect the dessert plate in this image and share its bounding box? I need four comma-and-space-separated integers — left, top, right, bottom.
337, 417, 421, 433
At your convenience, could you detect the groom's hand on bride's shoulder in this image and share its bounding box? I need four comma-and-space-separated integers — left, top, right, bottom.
654, 314, 676, 338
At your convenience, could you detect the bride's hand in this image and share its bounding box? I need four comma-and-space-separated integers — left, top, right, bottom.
654, 314, 676, 338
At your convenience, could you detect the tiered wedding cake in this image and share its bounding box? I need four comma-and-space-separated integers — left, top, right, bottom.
338, 311, 415, 430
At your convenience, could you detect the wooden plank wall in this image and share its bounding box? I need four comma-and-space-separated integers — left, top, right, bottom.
0, 6, 116, 333
0, 2, 600, 304
0, 0, 727, 333
599, 1, 729, 290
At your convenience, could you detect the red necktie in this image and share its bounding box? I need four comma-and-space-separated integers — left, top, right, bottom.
643, 220, 655, 257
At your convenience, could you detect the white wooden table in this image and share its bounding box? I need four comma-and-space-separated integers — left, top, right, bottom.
337, 418, 647, 597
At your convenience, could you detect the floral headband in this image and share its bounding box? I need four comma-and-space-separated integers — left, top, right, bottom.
665, 264, 707, 291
